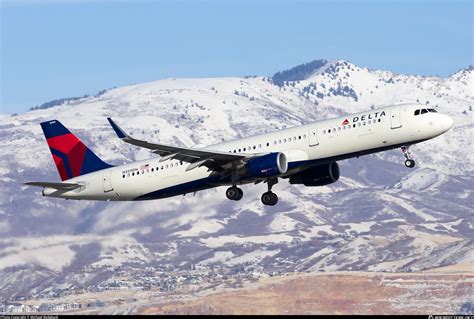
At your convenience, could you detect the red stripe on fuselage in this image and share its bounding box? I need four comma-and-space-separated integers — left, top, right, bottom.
52, 154, 68, 181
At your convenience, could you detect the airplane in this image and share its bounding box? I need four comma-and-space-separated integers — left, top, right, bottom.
24, 104, 453, 206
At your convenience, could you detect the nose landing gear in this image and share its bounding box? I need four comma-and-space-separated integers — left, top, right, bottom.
401, 145, 416, 168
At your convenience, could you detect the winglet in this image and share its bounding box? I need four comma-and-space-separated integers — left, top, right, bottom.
107, 117, 128, 139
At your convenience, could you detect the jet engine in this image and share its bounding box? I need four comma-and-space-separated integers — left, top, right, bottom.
289, 162, 340, 186
246, 152, 288, 178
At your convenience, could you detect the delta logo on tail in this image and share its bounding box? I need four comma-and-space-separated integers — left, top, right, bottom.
41, 120, 112, 181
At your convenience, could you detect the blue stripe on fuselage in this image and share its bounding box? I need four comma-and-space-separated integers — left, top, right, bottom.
133, 175, 224, 201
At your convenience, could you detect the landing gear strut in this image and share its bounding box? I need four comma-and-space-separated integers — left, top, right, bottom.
226, 162, 243, 201
401, 145, 416, 168
261, 178, 278, 206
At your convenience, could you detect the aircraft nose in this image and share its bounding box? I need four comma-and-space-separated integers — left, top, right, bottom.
441, 114, 454, 131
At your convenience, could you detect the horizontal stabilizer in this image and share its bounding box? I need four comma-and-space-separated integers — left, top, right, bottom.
23, 181, 82, 190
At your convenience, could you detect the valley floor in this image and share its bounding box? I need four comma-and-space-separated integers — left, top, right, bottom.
52, 270, 472, 315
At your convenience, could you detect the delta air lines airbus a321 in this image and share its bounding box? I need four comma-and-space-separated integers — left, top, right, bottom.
24, 105, 453, 206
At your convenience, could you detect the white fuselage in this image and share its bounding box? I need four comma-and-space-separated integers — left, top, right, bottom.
42, 104, 453, 201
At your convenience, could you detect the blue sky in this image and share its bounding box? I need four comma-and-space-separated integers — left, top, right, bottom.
1, 0, 472, 114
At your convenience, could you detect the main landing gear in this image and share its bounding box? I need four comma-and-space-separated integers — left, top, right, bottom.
401, 145, 416, 168
261, 178, 278, 206
226, 162, 243, 201
226, 186, 243, 201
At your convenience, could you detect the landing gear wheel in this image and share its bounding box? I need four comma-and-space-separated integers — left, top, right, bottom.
226, 186, 243, 201
405, 159, 416, 168
236, 188, 243, 200
401, 146, 416, 168
261, 191, 278, 206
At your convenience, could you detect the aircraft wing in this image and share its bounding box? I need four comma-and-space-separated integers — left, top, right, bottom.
107, 118, 250, 171
23, 181, 82, 190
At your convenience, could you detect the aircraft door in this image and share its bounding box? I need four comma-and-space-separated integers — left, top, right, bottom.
308, 128, 319, 146
390, 107, 402, 129
102, 170, 113, 192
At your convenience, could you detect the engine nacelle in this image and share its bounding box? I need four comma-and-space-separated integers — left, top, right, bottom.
289, 162, 340, 186
246, 152, 288, 178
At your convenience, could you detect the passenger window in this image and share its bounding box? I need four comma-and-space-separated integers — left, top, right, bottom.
266, 142, 269, 146
328, 129, 331, 133
278, 140, 281, 144
358, 123, 361, 127
338, 127, 341, 131
378, 119, 381, 122
303, 134, 306, 138
298, 136, 301, 139
122, 175, 125, 178
151, 168, 154, 172
323, 130, 326, 134
283, 138, 287, 143
353, 124, 356, 128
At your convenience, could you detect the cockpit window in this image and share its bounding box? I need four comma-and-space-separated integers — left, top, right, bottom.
415, 108, 437, 116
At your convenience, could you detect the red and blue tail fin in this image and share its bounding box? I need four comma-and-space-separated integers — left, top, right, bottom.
40, 120, 113, 181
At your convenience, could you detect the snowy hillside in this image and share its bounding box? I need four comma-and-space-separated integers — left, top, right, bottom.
0, 59, 472, 307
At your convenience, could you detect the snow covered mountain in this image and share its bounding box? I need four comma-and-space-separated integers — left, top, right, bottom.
0, 59, 472, 305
